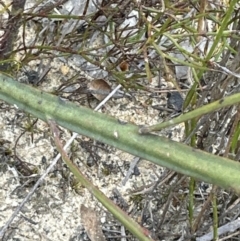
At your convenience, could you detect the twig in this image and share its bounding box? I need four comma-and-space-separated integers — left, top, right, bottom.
196, 218, 240, 241
0, 0, 26, 61
122, 157, 140, 186
193, 186, 218, 232
121, 225, 127, 241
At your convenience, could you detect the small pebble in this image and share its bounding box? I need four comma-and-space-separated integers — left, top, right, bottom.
167, 92, 183, 112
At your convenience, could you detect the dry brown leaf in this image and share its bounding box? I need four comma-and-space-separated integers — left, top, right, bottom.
80, 205, 106, 241
88, 79, 111, 101
119, 60, 129, 72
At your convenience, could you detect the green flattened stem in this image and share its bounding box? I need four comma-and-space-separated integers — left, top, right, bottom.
0, 74, 240, 195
